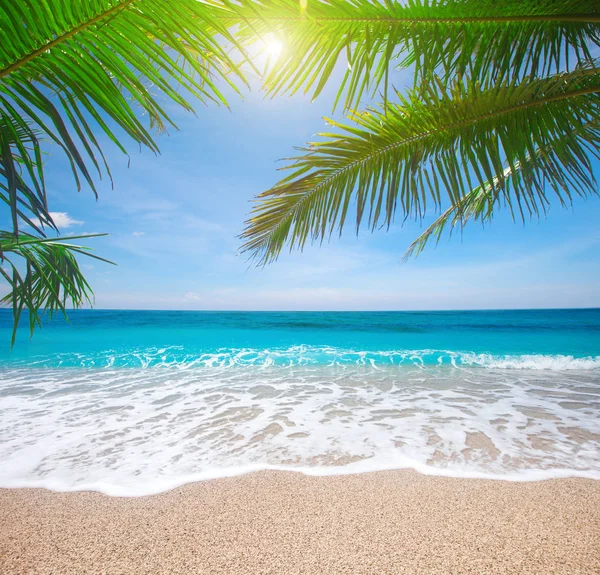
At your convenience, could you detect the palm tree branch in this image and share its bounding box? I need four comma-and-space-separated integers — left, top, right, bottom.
0, 232, 113, 345
281, 82, 600, 202
0, 0, 249, 216
241, 69, 600, 263
222, 0, 600, 110
0, 0, 137, 79
401, 168, 512, 262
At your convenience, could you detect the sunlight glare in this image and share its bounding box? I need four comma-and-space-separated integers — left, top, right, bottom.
263, 35, 283, 60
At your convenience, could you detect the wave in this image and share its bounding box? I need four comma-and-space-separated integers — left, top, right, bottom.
10, 345, 600, 370
1, 358, 599, 496
457, 353, 600, 370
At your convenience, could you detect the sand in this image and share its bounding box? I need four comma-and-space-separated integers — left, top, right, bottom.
1, 470, 599, 574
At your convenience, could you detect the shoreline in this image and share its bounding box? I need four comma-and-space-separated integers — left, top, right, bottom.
2, 469, 599, 574
2, 463, 600, 498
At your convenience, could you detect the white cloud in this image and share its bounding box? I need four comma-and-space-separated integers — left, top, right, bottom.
183, 291, 202, 302
132, 231, 145, 236
49, 212, 83, 228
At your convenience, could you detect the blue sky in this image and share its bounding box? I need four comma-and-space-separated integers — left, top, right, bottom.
18, 67, 600, 311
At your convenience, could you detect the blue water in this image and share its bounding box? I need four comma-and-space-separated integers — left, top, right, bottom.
1, 308, 599, 495
2, 308, 599, 367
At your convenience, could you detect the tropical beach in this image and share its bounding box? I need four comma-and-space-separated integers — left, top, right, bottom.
1, 310, 600, 573
3, 1, 600, 573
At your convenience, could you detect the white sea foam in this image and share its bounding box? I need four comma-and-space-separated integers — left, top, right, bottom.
1, 361, 599, 496
458, 353, 600, 370
13, 346, 600, 370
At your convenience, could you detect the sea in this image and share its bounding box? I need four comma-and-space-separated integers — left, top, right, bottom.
0, 309, 599, 496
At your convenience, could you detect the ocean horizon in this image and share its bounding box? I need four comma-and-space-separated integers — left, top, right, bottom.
1, 308, 599, 496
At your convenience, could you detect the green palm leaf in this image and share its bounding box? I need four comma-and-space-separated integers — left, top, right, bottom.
402, 118, 600, 259
0, 0, 246, 213
0, 233, 114, 346
225, 0, 600, 111
241, 67, 600, 264
400, 169, 513, 262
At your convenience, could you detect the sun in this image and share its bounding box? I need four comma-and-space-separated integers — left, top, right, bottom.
263, 35, 283, 60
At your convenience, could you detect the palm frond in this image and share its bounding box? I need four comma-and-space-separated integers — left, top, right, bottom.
0, 232, 114, 346
0, 0, 247, 207
223, 0, 600, 110
241, 67, 600, 264
402, 118, 600, 260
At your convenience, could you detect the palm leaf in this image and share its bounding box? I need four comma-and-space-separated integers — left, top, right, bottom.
224, 0, 600, 111
0, 232, 114, 346
402, 118, 600, 259
0, 0, 247, 209
401, 172, 508, 262
241, 67, 600, 263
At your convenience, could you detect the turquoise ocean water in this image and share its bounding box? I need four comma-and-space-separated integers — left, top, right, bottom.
2, 308, 600, 367
0, 309, 599, 495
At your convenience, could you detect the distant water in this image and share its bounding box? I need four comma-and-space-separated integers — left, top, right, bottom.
0, 309, 599, 495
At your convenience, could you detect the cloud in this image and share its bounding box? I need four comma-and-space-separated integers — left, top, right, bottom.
183, 291, 202, 302
49, 212, 83, 228
132, 231, 145, 237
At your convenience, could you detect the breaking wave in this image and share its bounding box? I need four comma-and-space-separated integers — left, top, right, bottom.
10, 345, 600, 370
0, 359, 599, 496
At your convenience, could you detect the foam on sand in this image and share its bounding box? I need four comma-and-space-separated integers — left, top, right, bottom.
1, 358, 599, 496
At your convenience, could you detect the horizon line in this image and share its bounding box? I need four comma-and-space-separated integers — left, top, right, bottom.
5, 306, 598, 313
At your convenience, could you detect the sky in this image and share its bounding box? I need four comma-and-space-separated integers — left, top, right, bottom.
13, 65, 600, 311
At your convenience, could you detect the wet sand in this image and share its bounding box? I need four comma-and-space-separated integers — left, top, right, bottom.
1, 470, 599, 574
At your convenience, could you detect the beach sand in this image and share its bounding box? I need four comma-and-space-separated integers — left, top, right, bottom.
1, 470, 599, 574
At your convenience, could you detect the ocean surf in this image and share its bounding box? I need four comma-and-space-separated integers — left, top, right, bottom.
0, 309, 598, 496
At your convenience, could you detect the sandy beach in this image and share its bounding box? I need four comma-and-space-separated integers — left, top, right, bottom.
1, 470, 599, 574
